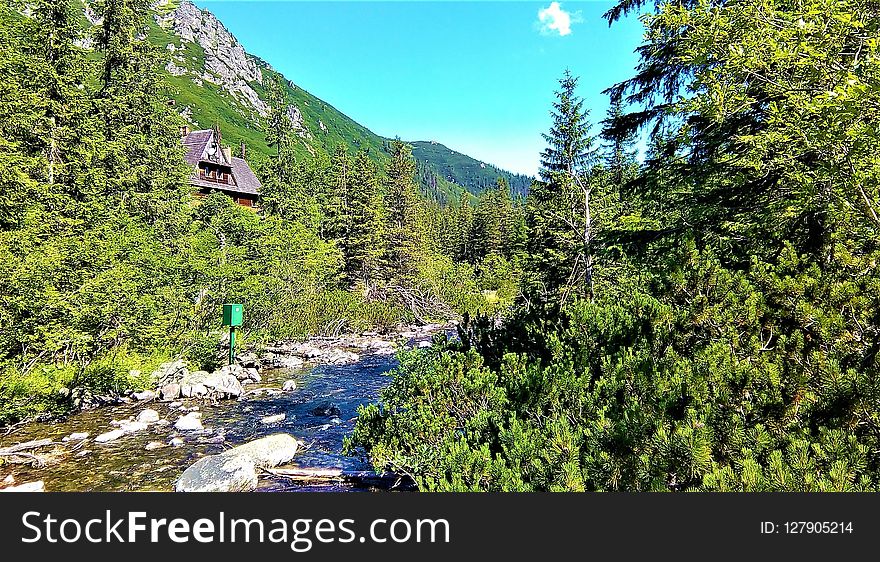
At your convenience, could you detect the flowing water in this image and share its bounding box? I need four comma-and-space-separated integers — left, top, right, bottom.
0, 348, 409, 492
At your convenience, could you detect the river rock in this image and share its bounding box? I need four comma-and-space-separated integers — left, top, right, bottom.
145, 441, 168, 451
119, 420, 148, 434
323, 349, 359, 365
135, 409, 160, 424
310, 403, 340, 417
181, 383, 209, 398
95, 429, 126, 443
237, 352, 259, 369
160, 383, 181, 401
205, 373, 243, 398
169, 437, 185, 447
174, 412, 203, 431
132, 390, 156, 401
261, 413, 285, 424
293, 343, 324, 358
175, 434, 300, 492
246, 368, 261, 383
282, 380, 297, 392
175, 454, 257, 493
214, 364, 249, 382
152, 359, 189, 385
1, 480, 45, 492
184, 369, 243, 398
62, 432, 89, 442
416, 340, 432, 349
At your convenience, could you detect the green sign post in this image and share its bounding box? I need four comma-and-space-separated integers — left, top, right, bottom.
222, 303, 243, 365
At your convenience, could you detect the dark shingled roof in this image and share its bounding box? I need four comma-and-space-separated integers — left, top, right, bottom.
181, 129, 261, 198
182, 129, 213, 167
230, 157, 261, 195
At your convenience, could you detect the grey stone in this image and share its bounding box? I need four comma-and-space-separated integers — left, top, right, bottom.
95, 429, 126, 443
175, 434, 299, 492
169, 437, 185, 447
145, 441, 168, 451
323, 349, 360, 365
151, 359, 189, 384
202, 373, 243, 398
62, 432, 89, 442
154, 1, 268, 117
175, 454, 258, 493
0, 480, 45, 492
135, 409, 160, 424
174, 412, 203, 431
260, 414, 285, 424
119, 421, 148, 434
282, 380, 297, 392
160, 383, 181, 401
133, 390, 156, 401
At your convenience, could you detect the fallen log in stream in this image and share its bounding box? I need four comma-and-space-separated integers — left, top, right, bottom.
265, 467, 416, 490
0, 438, 55, 467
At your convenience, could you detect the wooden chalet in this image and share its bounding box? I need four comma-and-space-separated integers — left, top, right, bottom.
181, 125, 261, 207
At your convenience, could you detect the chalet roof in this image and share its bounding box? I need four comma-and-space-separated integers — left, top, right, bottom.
230, 157, 261, 195
182, 129, 213, 166
181, 128, 261, 198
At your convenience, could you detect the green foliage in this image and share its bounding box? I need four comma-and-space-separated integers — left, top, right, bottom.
410, 141, 532, 198
0, 1, 512, 426
351, 0, 880, 492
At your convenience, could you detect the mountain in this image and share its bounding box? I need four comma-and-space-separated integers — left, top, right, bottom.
146, 0, 387, 162
411, 141, 532, 198
82, 0, 531, 202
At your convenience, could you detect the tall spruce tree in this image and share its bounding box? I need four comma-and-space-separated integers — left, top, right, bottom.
528, 70, 599, 303
384, 139, 422, 282
601, 93, 638, 190
341, 151, 386, 289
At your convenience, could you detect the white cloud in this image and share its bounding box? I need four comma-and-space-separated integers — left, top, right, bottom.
536, 2, 582, 37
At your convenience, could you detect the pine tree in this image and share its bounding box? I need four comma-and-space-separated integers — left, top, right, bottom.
92, 0, 189, 220
341, 151, 386, 289
384, 139, 422, 282
539, 69, 596, 183
453, 191, 474, 263
265, 73, 295, 166
601, 93, 638, 190
528, 70, 599, 303
322, 145, 351, 242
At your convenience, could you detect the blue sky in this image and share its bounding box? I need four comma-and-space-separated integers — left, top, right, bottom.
196, 1, 647, 177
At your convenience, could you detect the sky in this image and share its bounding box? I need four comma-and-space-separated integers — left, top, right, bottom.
196, 1, 647, 177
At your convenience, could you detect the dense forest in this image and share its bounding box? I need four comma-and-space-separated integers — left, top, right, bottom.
3, 0, 879, 493
0, 0, 525, 425
346, 0, 880, 491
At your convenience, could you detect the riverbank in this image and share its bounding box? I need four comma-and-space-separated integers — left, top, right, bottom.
0, 323, 452, 492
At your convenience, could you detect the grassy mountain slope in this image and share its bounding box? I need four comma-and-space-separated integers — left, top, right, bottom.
411, 141, 533, 198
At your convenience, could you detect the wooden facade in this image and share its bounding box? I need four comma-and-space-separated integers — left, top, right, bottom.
181, 126, 261, 207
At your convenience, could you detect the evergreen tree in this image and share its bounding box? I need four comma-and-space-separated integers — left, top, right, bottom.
600, 93, 638, 190
341, 151, 386, 289
384, 139, 422, 282
452, 191, 474, 263
528, 70, 600, 303
539, 69, 596, 182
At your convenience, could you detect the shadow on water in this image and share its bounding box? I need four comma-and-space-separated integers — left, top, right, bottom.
0, 351, 404, 492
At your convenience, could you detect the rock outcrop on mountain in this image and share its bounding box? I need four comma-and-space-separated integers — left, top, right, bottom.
154, 0, 269, 118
